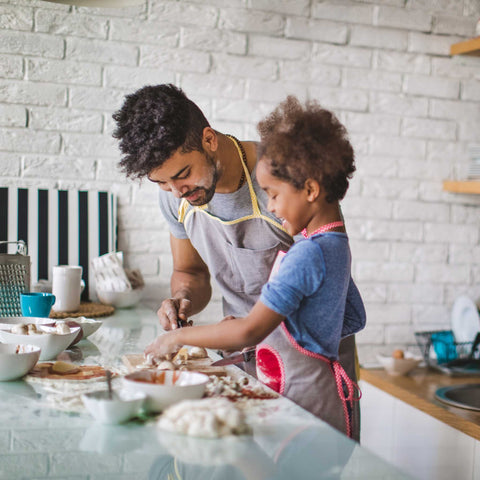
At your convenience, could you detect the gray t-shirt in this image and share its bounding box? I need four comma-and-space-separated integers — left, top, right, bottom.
158, 162, 285, 240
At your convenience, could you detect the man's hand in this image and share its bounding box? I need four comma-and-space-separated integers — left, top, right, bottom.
157, 297, 192, 331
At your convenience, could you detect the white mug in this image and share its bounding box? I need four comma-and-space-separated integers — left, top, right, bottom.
52, 265, 83, 312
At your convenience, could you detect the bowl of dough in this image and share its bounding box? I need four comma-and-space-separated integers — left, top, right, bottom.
0, 322, 81, 361
376, 349, 422, 376
123, 370, 209, 413
0, 343, 41, 381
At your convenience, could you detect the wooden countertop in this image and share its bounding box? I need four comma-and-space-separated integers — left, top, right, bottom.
360, 367, 480, 441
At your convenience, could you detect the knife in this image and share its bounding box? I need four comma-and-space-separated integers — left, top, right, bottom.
211, 348, 256, 366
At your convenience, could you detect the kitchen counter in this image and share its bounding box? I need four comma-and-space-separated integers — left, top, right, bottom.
0, 306, 412, 479
360, 367, 480, 441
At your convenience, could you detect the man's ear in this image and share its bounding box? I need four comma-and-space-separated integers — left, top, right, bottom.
202, 127, 218, 152
304, 178, 321, 202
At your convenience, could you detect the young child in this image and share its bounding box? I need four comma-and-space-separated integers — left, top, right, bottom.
145, 96, 366, 440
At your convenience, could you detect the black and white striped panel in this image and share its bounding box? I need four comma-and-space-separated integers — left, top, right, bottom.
0, 187, 117, 301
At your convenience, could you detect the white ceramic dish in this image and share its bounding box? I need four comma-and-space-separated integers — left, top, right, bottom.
0, 317, 54, 330
62, 316, 102, 338
451, 295, 480, 343
96, 288, 143, 308
123, 369, 209, 413
0, 326, 81, 361
0, 344, 41, 381
376, 353, 422, 376
81, 389, 146, 425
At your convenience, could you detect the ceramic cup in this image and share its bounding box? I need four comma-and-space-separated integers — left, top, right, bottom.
52, 265, 83, 313
20, 292, 56, 318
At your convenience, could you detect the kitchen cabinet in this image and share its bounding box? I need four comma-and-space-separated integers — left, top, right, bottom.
450, 37, 480, 56
360, 368, 480, 480
443, 180, 480, 194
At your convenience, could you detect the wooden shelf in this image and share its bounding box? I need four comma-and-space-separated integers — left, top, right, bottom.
450, 36, 480, 56
443, 180, 480, 194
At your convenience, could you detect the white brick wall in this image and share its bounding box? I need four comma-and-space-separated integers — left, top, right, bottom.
1, 0, 479, 370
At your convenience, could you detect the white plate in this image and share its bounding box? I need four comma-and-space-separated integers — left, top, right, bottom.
451, 295, 480, 343
0, 317, 54, 330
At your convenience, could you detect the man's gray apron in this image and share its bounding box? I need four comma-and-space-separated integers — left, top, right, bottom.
177, 136, 291, 318
257, 324, 361, 441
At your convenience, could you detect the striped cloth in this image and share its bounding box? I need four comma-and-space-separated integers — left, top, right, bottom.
0, 187, 117, 301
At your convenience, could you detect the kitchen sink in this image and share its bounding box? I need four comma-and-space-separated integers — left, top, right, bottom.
435, 383, 480, 411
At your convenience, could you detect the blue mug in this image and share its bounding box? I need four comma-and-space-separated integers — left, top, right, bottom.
20, 292, 56, 318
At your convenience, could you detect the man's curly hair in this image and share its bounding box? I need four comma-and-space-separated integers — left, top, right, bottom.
257, 96, 355, 203
112, 84, 210, 179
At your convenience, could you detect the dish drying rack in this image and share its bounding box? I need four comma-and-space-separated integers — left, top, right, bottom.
415, 330, 480, 376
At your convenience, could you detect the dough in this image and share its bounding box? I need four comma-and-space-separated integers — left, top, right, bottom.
11, 323, 28, 335
157, 397, 251, 438
189, 346, 208, 359
56, 323, 71, 335
156, 360, 176, 371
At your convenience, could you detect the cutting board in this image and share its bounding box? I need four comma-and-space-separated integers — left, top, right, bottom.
122, 354, 227, 377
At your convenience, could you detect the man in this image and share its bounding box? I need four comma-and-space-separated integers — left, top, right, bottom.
112, 84, 293, 330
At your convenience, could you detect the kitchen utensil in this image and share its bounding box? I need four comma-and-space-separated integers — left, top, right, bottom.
211, 347, 256, 366
0, 344, 41, 381
0, 240, 30, 317
123, 369, 209, 413
106, 369, 113, 399
52, 265, 83, 313
20, 292, 56, 317
431, 330, 458, 364
96, 287, 143, 308
451, 295, 480, 343
0, 325, 81, 361
376, 352, 422, 376
81, 389, 146, 425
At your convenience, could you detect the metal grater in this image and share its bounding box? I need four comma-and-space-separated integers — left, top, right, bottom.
0, 241, 30, 317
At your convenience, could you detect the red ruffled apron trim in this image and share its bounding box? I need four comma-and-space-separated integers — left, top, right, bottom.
281, 323, 361, 439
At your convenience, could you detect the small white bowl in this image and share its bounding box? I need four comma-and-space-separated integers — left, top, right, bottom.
62, 316, 102, 338
96, 288, 143, 308
0, 344, 41, 381
376, 352, 422, 376
81, 389, 146, 425
123, 369, 209, 413
0, 326, 81, 361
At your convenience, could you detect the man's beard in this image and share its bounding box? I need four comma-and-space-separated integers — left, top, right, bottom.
182, 153, 218, 206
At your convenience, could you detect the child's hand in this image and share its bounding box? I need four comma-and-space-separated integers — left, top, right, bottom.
144, 332, 182, 360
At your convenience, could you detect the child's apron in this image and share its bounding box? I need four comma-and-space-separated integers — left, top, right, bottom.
256, 324, 361, 441
177, 136, 292, 318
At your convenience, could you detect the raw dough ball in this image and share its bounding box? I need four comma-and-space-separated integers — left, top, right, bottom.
156, 360, 176, 371
56, 322, 71, 335
189, 346, 208, 359
392, 349, 404, 359
27, 324, 40, 335
11, 323, 28, 335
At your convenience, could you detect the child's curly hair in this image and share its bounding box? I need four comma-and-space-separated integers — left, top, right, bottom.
112, 84, 210, 179
257, 96, 355, 203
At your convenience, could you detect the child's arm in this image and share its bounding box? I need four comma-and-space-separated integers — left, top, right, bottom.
144, 301, 285, 359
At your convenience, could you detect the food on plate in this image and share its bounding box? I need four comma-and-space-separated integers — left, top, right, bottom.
50, 361, 80, 375
157, 397, 251, 438
189, 346, 208, 359
392, 349, 405, 359
11, 324, 28, 335
27, 362, 108, 381
55, 323, 72, 335
205, 375, 278, 400
27, 323, 40, 335
128, 370, 182, 385
156, 360, 176, 371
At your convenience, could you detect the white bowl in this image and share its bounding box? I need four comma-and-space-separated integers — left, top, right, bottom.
81, 389, 146, 425
0, 326, 81, 361
0, 344, 41, 381
96, 288, 143, 308
376, 352, 422, 376
0, 317, 55, 330
123, 369, 209, 413
62, 316, 102, 338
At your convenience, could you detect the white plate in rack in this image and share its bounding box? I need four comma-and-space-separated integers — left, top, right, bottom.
451, 295, 480, 343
